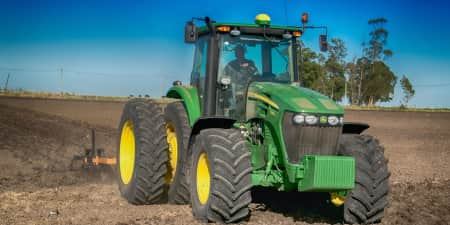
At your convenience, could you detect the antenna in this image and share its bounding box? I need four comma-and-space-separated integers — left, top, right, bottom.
283, 0, 288, 24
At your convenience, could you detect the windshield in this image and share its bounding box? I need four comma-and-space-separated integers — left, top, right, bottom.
216, 34, 296, 119
218, 34, 295, 85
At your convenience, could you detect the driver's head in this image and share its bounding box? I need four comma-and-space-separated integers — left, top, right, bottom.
234, 45, 246, 60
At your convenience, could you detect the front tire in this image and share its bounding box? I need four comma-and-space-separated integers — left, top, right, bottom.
117, 99, 168, 204
190, 129, 252, 223
338, 134, 390, 224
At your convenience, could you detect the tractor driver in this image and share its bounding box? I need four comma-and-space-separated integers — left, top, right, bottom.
222, 45, 258, 117
223, 44, 259, 90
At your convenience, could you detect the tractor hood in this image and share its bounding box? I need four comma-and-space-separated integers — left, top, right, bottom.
248, 82, 344, 115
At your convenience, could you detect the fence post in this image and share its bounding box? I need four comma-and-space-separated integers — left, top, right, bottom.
3, 73, 10, 92
59, 68, 64, 96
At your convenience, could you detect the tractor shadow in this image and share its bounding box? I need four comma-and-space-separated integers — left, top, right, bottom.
251, 187, 343, 224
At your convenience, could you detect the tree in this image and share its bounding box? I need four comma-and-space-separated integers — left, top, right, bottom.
362, 61, 397, 105
325, 38, 347, 101
346, 59, 358, 105
346, 57, 364, 105
298, 43, 327, 93
352, 17, 397, 106
297, 23, 398, 106
299, 39, 347, 102
400, 75, 415, 106
364, 18, 393, 62
346, 56, 370, 105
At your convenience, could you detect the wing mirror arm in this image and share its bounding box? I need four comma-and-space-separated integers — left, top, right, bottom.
297, 13, 329, 52
185, 16, 217, 43
300, 25, 328, 52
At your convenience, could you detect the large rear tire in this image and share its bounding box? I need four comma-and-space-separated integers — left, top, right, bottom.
338, 134, 390, 224
190, 129, 252, 223
164, 101, 191, 204
117, 99, 168, 204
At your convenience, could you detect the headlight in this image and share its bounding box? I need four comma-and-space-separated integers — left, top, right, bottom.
328, 116, 339, 126
293, 114, 305, 124
305, 115, 318, 125
339, 117, 344, 125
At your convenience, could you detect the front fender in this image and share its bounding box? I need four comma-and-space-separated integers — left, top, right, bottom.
342, 122, 370, 134
191, 117, 236, 136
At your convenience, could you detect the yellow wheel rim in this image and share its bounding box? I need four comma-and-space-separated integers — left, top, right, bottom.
119, 120, 135, 185
165, 122, 178, 184
196, 151, 210, 204
330, 192, 346, 207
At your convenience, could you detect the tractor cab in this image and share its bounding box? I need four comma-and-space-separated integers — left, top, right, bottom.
186, 14, 305, 120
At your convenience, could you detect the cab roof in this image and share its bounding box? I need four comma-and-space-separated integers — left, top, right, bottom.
197, 22, 302, 38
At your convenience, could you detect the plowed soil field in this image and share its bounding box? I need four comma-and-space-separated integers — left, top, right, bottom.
1, 97, 449, 225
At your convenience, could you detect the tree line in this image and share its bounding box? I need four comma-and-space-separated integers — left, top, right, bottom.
298, 18, 415, 106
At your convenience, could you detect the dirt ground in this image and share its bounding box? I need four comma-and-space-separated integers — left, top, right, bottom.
0, 97, 449, 225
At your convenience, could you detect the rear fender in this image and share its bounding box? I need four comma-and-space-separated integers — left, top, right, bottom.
166, 86, 201, 127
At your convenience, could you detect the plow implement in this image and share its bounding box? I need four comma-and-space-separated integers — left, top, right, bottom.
72, 129, 116, 169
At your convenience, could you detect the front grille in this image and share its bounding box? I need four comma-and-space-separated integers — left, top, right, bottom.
282, 112, 342, 163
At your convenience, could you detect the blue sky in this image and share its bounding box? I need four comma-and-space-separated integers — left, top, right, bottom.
1, 0, 449, 107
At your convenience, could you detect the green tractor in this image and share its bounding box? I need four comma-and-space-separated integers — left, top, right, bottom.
116, 13, 390, 224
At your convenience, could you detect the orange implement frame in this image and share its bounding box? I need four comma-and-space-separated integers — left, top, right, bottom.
72, 129, 117, 168
85, 156, 117, 166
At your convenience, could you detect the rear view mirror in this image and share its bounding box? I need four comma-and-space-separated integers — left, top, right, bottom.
319, 34, 328, 52
185, 22, 197, 43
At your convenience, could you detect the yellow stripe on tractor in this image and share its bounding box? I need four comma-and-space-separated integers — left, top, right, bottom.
248, 92, 280, 110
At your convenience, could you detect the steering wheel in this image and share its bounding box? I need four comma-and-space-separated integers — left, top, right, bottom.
249, 72, 276, 82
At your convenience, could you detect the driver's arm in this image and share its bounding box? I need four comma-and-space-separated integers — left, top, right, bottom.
247, 61, 259, 76
223, 61, 238, 78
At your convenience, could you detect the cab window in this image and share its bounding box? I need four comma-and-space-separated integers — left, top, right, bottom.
190, 37, 207, 103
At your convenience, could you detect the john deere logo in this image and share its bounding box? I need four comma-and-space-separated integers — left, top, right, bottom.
320, 116, 327, 124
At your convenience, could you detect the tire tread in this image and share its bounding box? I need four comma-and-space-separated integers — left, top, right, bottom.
339, 134, 390, 224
